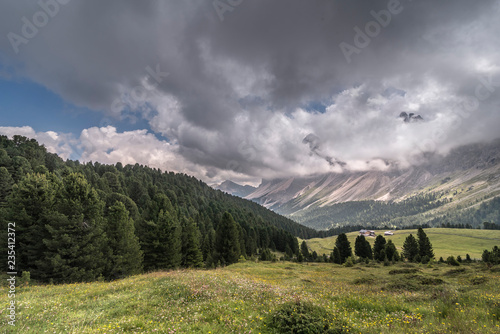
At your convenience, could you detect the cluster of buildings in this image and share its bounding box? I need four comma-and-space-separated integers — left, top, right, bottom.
359, 230, 394, 237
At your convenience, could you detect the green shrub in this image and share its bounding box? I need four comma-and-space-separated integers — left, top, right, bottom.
446, 256, 460, 266
352, 277, 375, 285
343, 256, 354, 267
444, 267, 466, 276
268, 300, 349, 334
389, 268, 419, 275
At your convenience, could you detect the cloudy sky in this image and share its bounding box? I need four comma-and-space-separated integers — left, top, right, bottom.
1, 0, 499, 186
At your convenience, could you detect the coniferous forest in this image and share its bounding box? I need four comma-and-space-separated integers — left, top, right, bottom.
0, 135, 318, 283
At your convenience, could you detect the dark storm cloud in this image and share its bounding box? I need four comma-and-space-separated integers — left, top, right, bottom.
1, 0, 499, 183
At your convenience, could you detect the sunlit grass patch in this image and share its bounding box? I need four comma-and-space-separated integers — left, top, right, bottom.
1, 261, 499, 333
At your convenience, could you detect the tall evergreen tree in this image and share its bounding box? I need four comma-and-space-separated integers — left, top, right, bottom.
181, 217, 203, 267
335, 233, 352, 264
43, 173, 108, 282
373, 235, 387, 261
0, 148, 12, 171
354, 235, 372, 259
11, 156, 32, 182
202, 228, 216, 261
402, 234, 419, 262
0, 167, 14, 207
144, 209, 182, 270
8, 173, 56, 277
417, 228, 434, 259
105, 201, 143, 278
215, 212, 240, 265
331, 247, 341, 264
300, 240, 310, 259
385, 240, 398, 261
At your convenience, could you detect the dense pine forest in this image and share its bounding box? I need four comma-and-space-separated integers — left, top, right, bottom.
0, 135, 319, 283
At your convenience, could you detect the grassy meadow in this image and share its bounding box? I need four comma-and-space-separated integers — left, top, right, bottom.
303, 228, 500, 260
1, 260, 500, 333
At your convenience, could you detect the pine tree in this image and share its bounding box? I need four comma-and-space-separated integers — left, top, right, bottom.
373, 235, 387, 261
42, 173, 108, 282
0, 167, 14, 207
11, 156, 32, 182
417, 228, 434, 259
105, 201, 143, 278
402, 234, 419, 262
355, 235, 372, 259
285, 244, 293, 259
335, 233, 352, 264
385, 240, 397, 261
331, 247, 341, 264
152, 209, 182, 269
181, 217, 203, 267
40, 211, 107, 283
8, 173, 56, 277
202, 228, 216, 261
216, 212, 240, 265
300, 240, 310, 260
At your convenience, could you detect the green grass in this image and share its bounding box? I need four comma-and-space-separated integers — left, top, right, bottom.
1, 261, 500, 333
303, 228, 500, 259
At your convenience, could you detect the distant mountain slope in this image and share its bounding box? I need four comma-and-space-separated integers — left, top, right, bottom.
215, 180, 257, 198
240, 139, 500, 229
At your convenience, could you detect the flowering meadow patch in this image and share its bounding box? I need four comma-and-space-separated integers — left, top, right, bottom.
1, 261, 499, 333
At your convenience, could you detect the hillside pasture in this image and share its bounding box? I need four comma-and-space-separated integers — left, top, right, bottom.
303, 228, 500, 259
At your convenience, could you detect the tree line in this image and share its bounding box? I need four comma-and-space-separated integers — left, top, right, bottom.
316, 228, 435, 265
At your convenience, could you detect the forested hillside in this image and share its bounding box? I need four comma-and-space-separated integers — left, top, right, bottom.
0, 135, 318, 283
290, 194, 448, 230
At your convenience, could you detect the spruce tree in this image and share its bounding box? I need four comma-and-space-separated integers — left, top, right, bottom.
215, 212, 240, 265
417, 228, 434, 259
373, 235, 387, 261
181, 217, 203, 267
105, 201, 143, 278
202, 228, 216, 261
402, 234, 419, 262
8, 173, 56, 278
44, 173, 108, 282
300, 240, 310, 260
153, 209, 182, 269
335, 233, 352, 264
331, 247, 341, 264
385, 240, 397, 261
0, 167, 14, 206
40, 211, 107, 283
355, 235, 372, 259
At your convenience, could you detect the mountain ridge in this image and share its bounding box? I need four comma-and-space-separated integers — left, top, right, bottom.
217, 139, 500, 229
